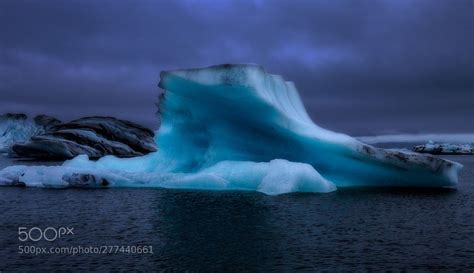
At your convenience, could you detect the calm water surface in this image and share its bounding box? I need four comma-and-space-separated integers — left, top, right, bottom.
0, 155, 473, 271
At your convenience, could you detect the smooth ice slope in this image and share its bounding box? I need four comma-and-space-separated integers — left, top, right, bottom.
0, 64, 462, 194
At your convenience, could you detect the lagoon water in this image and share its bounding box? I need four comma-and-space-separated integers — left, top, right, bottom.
0, 153, 473, 271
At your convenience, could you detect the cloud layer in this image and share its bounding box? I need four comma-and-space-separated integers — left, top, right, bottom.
0, 0, 472, 134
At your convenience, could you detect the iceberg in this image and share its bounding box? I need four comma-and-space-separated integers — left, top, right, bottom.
357, 133, 474, 145
0, 64, 463, 195
0, 114, 59, 154
413, 141, 474, 155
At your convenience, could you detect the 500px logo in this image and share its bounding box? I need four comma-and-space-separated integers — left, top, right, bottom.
18, 227, 74, 242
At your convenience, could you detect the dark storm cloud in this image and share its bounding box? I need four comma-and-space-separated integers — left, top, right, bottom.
0, 0, 472, 133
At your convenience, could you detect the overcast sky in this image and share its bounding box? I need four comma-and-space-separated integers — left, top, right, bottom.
0, 0, 472, 135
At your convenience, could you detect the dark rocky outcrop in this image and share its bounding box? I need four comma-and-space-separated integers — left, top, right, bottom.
11, 116, 157, 160
33, 115, 61, 130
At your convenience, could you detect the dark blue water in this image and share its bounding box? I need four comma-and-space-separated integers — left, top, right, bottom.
0, 155, 473, 271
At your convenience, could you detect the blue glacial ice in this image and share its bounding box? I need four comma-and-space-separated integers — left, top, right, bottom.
0, 64, 463, 195
0, 114, 43, 154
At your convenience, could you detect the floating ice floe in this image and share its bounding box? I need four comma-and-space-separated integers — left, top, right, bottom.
413, 141, 473, 155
